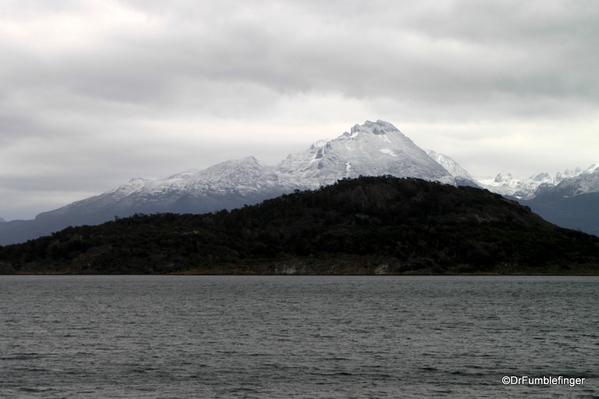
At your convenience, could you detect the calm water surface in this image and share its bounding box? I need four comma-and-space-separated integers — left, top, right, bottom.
1, 275, 598, 398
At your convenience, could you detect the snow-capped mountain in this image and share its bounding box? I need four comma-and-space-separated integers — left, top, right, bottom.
37, 120, 466, 224
3, 118, 599, 244
35, 156, 299, 224
0, 120, 476, 245
472, 163, 599, 236
554, 167, 584, 184
517, 164, 599, 236
534, 164, 599, 198
476, 164, 598, 200
277, 120, 455, 187
46, 119, 471, 222
477, 172, 556, 200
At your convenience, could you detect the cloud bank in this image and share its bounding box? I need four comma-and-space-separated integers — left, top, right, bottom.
1, 0, 598, 219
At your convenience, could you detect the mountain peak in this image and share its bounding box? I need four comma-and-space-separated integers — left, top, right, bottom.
277, 120, 453, 187
583, 163, 599, 174
494, 172, 513, 183
238, 155, 261, 164
345, 120, 401, 137
530, 172, 552, 182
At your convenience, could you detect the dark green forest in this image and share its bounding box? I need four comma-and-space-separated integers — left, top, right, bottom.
1, 176, 599, 275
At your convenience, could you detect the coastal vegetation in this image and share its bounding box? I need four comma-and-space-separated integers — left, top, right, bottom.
1, 176, 598, 275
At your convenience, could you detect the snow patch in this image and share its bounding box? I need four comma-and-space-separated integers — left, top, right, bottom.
426, 150, 473, 181
583, 163, 599, 174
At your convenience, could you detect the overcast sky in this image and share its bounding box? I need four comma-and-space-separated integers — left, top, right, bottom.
1, 0, 598, 220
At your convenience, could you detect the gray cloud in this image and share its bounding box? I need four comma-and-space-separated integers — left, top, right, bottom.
4, 0, 598, 115
0, 0, 598, 219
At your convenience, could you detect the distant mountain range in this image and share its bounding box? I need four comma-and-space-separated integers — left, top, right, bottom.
0, 120, 598, 245
476, 164, 599, 235
477, 167, 590, 200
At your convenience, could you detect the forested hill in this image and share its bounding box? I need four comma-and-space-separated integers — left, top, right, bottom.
1, 176, 599, 275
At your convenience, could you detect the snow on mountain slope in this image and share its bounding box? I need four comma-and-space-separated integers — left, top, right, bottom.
36, 156, 298, 221
477, 165, 595, 200
555, 167, 583, 183
41, 120, 470, 221
0, 120, 478, 245
477, 172, 554, 199
517, 164, 599, 236
426, 150, 473, 180
533, 164, 599, 199
129, 156, 298, 200
277, 120, 454, 187
34, 177, 152, 219
43, 119, 458, 223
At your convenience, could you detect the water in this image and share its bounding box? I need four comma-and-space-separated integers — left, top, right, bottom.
1, 275, 598, 398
